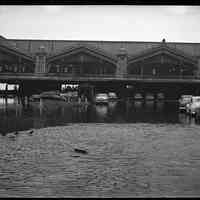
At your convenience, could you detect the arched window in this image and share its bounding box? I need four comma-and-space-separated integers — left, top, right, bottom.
14, 64, 18, 72
152, 68, 156, 75
64, 67, 68, 73
56, 65, 60, 73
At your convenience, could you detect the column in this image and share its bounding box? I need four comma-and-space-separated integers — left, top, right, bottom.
116, 47, 127, 78
178, 60, 182, 77
140, 65, 143, 77
196, 57, 200, 78
35, 46, 47, 74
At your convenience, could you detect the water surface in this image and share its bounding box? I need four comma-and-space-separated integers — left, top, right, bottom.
0, 98, 198, 134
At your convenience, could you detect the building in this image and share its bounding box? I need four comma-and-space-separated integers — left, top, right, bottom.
0, 35, 200, 99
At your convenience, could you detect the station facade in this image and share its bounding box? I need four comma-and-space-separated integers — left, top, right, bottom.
0, 36, 200, 79
1, 35, 200, 100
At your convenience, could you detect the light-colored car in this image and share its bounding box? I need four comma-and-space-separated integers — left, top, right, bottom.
134, 93, 143, 100
186, 96, 200, 115
179, 95, 192, 111
40, 91, 66, 101
30, 94, 41, 101
145, 93, 154, 101
108, 92, 118, 100
94, 93, 109, 104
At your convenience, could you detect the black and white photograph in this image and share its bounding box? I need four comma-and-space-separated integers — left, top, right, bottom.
0, 4, 200, 198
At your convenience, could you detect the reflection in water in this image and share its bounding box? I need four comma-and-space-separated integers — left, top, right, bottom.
144, 101, 155, 111
134, 100, 143, 109
95, 105, 108, 117
178, 113, 196, 125
156, 101, 165, 111
0, 98, 15, 105
0, 97, 199, 134
94, 105, 108, 122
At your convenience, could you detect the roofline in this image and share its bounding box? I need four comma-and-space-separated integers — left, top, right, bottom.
7, 38, 200, 45
0, 44, 34, 61
47, 45, 117, 65
128, 43, 197, 65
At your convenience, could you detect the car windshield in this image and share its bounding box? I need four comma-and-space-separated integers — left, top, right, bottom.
181, 96, 191, 99
182, 97, 191, 101
109, 93, 116, 96
96, 94, 107, 97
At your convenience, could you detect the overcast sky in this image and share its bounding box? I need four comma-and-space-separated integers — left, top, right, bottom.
0, 5, 200, 43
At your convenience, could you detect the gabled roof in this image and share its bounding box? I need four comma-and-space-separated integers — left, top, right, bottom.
47, 44, 117, 65
0, 37, 34, 61
128, 42, 197, 65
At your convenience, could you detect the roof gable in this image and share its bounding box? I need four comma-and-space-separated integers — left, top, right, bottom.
128, 43, 197, 65
47, 44, 117, 65
0, 37, 34, 61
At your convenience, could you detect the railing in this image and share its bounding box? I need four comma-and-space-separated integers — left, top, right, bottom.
0, 72, 200, 80
47, 73, 115, 78
125, 74, 199, 79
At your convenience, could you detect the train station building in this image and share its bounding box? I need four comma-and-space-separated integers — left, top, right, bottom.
1, 35, 200, 99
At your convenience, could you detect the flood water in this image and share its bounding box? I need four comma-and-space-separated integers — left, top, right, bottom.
1, 98, 200, 197
0, 97, 198, 134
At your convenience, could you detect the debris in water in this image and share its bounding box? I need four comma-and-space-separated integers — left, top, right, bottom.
14, 131, 19, 135
29, 130, 34, 135
74, 148, 88, 154
0, 132, 6, 136
71, 155, 80, 158
7, 133, 16, 139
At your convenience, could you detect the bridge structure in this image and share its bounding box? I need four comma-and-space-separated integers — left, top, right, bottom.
1, 35, 200, 101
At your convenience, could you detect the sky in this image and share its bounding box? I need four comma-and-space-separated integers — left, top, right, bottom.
0, 5, 200, 43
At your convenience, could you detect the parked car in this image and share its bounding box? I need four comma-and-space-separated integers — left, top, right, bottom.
134, 93, 143, 100
40, 91, 66, 101
94, 93, 109, 104
179, 95, 193, 111
186, 96, 200, 115
157, 93, 165, 100
30, 94, 41, 101
145, 93, 154, 101
108, 92, 118, 101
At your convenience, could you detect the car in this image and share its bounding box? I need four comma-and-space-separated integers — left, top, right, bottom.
179, 95, 192, 111
108, 92, 118, 101
145, 93, 154, 101
39, 91, 66, 101
186, 96, 200, 116
94, 93, 109, 104
134, 93, 143, 100
157, 93, 165, 100
30, 94, 41, 101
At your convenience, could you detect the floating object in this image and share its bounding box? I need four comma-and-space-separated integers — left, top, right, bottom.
29, 130, 34, 135
14, 131, 19, 135
71, 155, 80, 158
7, 133, 16, 139
0, 132, 6, 136
74, 148, 88, 154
